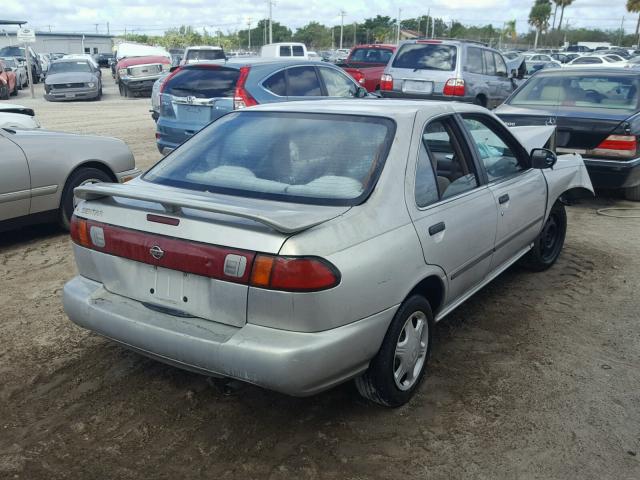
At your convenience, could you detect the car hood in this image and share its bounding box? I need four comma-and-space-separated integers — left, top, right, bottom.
45, 72, 96, 84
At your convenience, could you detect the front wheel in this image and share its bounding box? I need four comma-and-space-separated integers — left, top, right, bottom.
624, 184, 640, 202
0, 83, 9, 100
520, 201, 567, 271
355, 295, 433, 407
59, 167, 113, 230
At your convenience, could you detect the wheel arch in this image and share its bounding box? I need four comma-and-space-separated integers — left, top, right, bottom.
405, 274, 446, 317
59, 160, 118, 205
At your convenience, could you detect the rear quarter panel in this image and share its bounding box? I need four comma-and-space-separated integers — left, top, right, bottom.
9, 133, 135, 213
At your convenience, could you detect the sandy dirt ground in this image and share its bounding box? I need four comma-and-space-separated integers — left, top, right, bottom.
0, 77, 639, 479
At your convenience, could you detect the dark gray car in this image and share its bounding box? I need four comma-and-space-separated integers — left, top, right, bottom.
380, 39, 518, 108
44, 59, 102, 102
156, 59, 367, 153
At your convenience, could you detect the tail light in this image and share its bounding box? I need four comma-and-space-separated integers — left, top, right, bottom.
590, 135, 638, 159
234, 66, 257, 109
70, 217, 340, 292
380, 74, 393, 91
443, 78, 465, 96
250, 255, 340, 292
351, 71, 365, 85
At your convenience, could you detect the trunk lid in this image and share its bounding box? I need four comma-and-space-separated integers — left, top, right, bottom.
72, 181, 349, 326
496, 104, 633, 150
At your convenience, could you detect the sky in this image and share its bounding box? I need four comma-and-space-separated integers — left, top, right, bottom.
2, 0, 635, 35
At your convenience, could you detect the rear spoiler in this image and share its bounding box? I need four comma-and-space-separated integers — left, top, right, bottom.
74, 182, 345, 234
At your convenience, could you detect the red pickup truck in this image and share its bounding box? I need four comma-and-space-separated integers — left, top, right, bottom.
337, 44, 396, 92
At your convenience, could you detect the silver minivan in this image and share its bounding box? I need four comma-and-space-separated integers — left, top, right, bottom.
380, 39, 517, 108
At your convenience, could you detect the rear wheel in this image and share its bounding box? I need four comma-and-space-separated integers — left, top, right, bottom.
474, 95, 487, 107
624, 185, 640, 202
355, 295, 433, 407
0, 83, 9, 100
520, 201, 567, 271
59, 167, 113, 230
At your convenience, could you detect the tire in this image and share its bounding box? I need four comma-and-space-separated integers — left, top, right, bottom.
520, 201, 567, 271
474, 95, 487, 107
17, 78, 22, 90
59, 167, 113, 230
0, 83, 9, 100
119, 82, 126, 97
32, 68, 39, 84
10, 81, 17, 96
355, 295, 433, 407
624, 185, 640, 201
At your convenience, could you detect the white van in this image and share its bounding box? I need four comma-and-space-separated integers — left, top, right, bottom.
260, 42, 308, 60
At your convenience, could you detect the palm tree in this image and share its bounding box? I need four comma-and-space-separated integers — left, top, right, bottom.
556, 0, 574, 32
505, 20, 517, 41
628, 0, 640, 46
529, 0, 552, 49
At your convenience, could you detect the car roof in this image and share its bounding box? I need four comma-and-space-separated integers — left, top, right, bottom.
186, 46, 223, 50
531, 67, 637, 75
246, 98, 487, 117
52, 58, 91, 64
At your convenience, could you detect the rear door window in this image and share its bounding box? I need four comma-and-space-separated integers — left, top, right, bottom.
420, 118, 480, 200
483, 50, 496, 76
279, 46, 292, 57
163, 67, 239, 98
292, 45, 305, 57
392, 43, 457, 71
263, 70, 286, 96
467, 47, 484, 74
286, 66, 322, 96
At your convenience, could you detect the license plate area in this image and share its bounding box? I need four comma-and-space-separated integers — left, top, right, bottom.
150, 265, 190, 305
177, 104, 211, 123
65, 93, 76, 98
402, 80, 433, 94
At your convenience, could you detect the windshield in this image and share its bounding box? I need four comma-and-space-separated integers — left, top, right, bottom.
48, 61, 93, 74
392, 43, 457, 71
349, 48, 393, 64
144, 112, 395, 206
1, 58, 17, 68
509, 74, 639, 111
186, 49, 225, 61
0, 47, 23, 57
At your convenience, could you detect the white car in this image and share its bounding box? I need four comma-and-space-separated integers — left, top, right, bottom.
0, 104, 40, 129
565, 55, 627, 68
180, 46, 226, 65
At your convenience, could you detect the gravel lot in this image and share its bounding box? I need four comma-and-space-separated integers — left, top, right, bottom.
1, 77, 639, 479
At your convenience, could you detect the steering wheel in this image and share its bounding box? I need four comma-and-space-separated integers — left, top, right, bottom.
583, 89, 603, 103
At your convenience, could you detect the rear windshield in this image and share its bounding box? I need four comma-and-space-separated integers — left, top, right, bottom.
186, 49, 225, 61
0, 47, 23, 57
144, 112, 396, 206
392, 43, 457, 71
509, 74, 640, 111
48, 61, 93, 74
163, 67, 239, 98
571, 57, 602, 64
349, 48, 393, 64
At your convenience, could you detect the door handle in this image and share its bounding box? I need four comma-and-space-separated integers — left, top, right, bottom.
498, 194, 510, 204
428, 222, 446, 236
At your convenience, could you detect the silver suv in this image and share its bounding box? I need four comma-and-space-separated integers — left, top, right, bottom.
380, 39, 517, 108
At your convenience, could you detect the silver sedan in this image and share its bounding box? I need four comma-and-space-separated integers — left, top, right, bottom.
1, 128, 140, 231
64, 100, 593, 406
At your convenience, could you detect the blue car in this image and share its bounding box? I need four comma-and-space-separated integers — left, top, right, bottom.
155, 59, 368, 154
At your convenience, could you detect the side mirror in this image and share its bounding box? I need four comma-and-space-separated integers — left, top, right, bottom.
355, 86, 368, 98
531, 148, 557, 169
169, 65, 180, 72
509, 69, 518, 79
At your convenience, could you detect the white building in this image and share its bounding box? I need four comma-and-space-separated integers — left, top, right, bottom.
0, 31, 114, 54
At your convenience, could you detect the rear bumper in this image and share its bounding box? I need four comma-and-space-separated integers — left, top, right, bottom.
380, 90, 472, 103
583, 157, 640, 189
63, 276, 394, 396
156, 119, 204, 154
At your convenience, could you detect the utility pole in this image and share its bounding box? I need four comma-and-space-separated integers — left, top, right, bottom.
396, 8, 402, 45
94, 23, 99, 33
106, 22, 110, 34
353, 22, 356, 46
619, 16, 625, 46
425, 8, 430, 37
339, 10, 346, 49
432, 17, 436, 38
268, 1, 274, 44
247, 18, 252, 50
